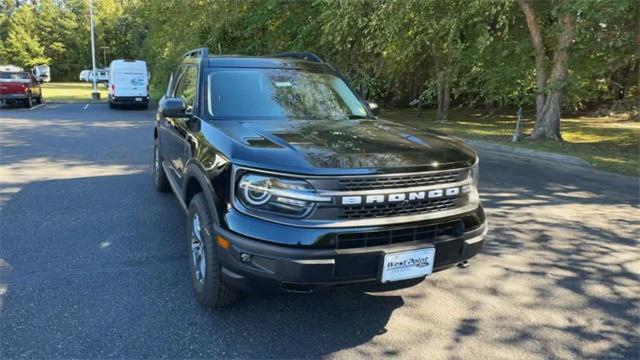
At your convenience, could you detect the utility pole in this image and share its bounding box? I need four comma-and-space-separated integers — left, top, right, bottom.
100, 46, 109, 68
89, 0, 100, 100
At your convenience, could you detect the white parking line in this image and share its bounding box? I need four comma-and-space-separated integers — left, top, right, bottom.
29, 103, 45, 111
83, 104, 90, 110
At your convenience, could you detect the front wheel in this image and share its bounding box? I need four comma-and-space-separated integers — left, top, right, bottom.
24, 93, 33, 108
187, 193, 238, 308
153, 138, 170, 192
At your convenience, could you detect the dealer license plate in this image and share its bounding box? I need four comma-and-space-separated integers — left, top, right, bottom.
380, 248, 435, 283
135, 97, 142, 101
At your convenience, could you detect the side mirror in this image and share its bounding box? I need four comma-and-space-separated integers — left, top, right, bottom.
159, 97, 189, 118
366, 101, 379, 115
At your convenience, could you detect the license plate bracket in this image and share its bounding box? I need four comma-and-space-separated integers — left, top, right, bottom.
379, 247, 435, 283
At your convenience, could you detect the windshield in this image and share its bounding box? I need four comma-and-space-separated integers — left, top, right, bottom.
207, 68, 368, 120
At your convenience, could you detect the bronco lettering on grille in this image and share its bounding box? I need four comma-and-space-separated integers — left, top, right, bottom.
340, 185, 469, 205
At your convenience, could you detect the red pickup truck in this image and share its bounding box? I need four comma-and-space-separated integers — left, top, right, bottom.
0, 71, 43, 108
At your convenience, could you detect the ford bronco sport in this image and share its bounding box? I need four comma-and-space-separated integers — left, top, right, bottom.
154, 48, 487, 307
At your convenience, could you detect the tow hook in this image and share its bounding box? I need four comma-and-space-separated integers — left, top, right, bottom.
457, 260, 470, 269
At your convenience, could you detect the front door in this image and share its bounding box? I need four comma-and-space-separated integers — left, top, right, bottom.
159, 65, 199, 178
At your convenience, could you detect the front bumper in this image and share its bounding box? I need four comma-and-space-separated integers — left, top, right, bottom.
215, 209, 487, 293
0, 94, 28, 103
109, 95, 149, 104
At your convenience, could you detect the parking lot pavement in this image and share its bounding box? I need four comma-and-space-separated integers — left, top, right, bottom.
1, 103, 638, 359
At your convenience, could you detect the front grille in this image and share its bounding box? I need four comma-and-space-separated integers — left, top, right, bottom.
337, 195, 466, 219
338, 169, 467, 191
335, 220, 465, 249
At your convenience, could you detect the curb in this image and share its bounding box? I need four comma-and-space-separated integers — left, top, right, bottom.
463, 138, 591, 167
464, 138, 638, 182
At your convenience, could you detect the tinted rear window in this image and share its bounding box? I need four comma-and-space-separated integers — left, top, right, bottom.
0, 72, 29, 80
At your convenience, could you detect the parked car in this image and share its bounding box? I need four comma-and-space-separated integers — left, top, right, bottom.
31, 64, 50, 83
108, 59, 149, 109
153, 48, 487, 307
91, 68, 109, 83
79, 70, 91, 82
79, 68, 109, 83
0, 71, 43, 107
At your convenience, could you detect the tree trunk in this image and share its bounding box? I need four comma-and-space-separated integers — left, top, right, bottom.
533, 91, 563, 140
517, 0, 546, 126
530, 14, 574, 141
439, 81, 450, 122
436, 67, 450, 122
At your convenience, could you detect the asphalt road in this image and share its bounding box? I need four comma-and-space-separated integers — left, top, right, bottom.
1, 103, 638, 359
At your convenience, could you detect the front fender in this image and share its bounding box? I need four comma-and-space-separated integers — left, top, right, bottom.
182, 163, 229, 226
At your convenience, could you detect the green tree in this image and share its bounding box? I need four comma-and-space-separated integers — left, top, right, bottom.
516, 0, 638, 140
517, 0, 575, 140
3, 5, 48, 68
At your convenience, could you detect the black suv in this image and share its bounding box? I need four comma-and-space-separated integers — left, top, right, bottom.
154, 48, 487, 307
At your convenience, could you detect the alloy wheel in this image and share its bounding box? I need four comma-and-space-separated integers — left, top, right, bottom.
191, 213, 206, 283
154, 143, 160, 175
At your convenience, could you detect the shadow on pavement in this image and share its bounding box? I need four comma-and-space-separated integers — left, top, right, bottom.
1, 105, 638, 358
0, 174, 403, 358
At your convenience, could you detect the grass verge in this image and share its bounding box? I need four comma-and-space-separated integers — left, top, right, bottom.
383, 108, 639, 176
41, 82, 108, 102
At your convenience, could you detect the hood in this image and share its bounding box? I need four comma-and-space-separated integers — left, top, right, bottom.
207, 118, 477, 175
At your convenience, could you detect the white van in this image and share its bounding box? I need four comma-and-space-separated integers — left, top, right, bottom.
79, 70, 91, 81
32, 64, 51, 82
108, 59, 149, 109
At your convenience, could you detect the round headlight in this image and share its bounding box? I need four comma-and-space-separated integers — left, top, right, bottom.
236, 173, 322, 218
243, 186, 271, 205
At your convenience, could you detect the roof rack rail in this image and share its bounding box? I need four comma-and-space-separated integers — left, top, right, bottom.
266, 52, 324, 63
183, 48, 209, 59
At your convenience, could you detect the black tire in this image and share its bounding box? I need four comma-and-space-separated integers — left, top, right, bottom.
153, 138, 171, 192
24, 93, 33, 108
187, 193, 238, 308
109, 101, 115, 109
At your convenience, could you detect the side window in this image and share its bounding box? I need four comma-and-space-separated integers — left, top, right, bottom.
166, 71, 175, 97
174, 66, 198, 113
169, 66, 183, 97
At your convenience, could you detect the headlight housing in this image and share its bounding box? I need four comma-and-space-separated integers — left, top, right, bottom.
469, 161, 479, 187
464, 161, 480, 203
235, 172, 329, 218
